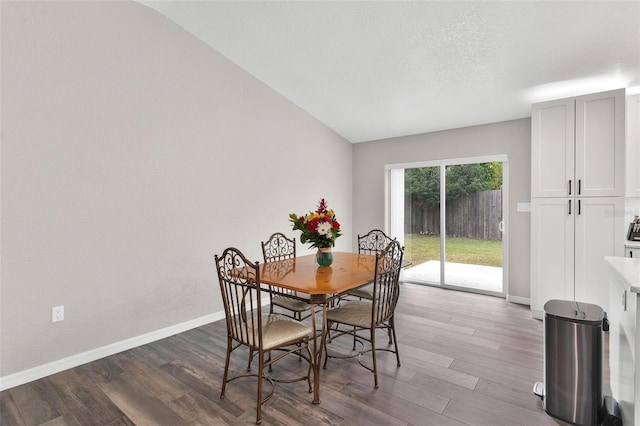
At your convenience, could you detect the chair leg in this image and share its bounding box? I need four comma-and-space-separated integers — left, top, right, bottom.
322, 324, 330, 369
353, 326, 357, 350
256, 350, 264, 425
353, 297, 361, 350
370, 328, 378, 389
221, 337, 232, 398
390, 316, 401, 367
295, 311, 303, 363
304, 339, 313, 393
247, 349, 253, 371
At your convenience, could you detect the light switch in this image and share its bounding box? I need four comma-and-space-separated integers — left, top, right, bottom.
517, 202, 531, 212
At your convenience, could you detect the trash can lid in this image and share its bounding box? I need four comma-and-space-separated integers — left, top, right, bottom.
544, 299, 604, 325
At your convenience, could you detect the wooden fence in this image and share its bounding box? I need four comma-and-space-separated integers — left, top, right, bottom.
405, 190, 502, 240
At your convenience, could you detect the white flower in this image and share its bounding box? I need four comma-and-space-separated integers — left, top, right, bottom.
316, 221, 332, 236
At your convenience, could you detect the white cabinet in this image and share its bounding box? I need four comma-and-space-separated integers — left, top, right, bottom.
531, 89, 625, 198
531, 89, 626, 319
628, 247, 640, 259
531, 197, 624, 318
628, 94, 640, 197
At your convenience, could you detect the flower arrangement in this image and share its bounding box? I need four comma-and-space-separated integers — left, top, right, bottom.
289, 199, 341, 249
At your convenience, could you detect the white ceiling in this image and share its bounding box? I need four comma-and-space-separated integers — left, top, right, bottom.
140, 1, 640, 143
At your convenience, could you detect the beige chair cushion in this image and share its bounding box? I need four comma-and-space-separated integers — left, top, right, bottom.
234, 314, 312, 350
326, 301, 372, 329
346, 283, 373, 300
272, 295, 311, 312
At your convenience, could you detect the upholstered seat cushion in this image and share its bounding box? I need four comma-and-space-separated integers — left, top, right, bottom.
235, 314, 312, 350
326, 301, 373, 329
345, 283, 374, 300
261, 314, 312, 350
272, 294, 311, 313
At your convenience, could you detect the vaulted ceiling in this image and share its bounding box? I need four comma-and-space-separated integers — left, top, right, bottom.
140, 1, 640, 143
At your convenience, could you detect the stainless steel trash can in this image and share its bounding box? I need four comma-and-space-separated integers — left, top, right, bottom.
543, 299, 605, 426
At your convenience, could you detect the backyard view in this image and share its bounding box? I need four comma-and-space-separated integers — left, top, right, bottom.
403, 234, 502, 267
397, 160, 505, 293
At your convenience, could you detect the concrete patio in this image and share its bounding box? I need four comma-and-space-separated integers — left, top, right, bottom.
403, 260, 503, 293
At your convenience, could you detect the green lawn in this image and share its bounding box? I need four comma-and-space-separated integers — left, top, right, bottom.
403, 234, 502, 267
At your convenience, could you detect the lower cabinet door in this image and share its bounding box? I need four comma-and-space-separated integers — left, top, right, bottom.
530, 198, 575, 318
574, 197, 625, 314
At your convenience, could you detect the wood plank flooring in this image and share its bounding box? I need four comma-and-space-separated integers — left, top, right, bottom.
1, 284, 581, 425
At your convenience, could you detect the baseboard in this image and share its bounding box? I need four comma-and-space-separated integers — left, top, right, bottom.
531, 309, 544, 320
0, 311, 226, 391
506, 294, 530, 306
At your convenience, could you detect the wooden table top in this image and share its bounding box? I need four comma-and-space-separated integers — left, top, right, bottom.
260, 252, 377, 295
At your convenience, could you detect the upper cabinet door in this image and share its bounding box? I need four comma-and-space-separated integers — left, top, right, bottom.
575, 89, 625, 197
531, 98, 575, 197
627, 94, 640, 197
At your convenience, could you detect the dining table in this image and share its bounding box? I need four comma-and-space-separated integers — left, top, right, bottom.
260, 251, 377, 404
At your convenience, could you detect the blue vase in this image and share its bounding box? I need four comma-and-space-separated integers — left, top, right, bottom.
316, 248, 333, 267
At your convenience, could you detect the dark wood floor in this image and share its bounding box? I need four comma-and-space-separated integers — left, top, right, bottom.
2, 284, 579, 425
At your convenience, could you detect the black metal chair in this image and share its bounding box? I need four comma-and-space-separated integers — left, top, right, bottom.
323, 240, 404, 388
215, 247, 313, 424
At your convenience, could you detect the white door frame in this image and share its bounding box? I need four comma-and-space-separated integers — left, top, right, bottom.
385, 155, 509, 298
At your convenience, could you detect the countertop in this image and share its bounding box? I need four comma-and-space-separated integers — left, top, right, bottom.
605, 256, 640, 293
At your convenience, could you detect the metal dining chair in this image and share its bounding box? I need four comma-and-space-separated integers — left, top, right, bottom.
322, 240, 404, 388
345, 229, 395, 301
261, 232, 313, 321
340, 229, 396, 347
215, 247, 313, 424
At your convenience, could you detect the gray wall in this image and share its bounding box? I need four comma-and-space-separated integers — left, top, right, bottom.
352, 119, 532, 301
1, 1, 353, 378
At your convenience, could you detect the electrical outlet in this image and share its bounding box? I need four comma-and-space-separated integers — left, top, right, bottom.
52, 306, 64, 323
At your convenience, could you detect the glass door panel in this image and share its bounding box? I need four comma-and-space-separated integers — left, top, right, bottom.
443, 162, 503, 294
402, 166, 441, 285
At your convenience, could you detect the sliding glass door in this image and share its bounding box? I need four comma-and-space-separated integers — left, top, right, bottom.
388, 156, 507, 297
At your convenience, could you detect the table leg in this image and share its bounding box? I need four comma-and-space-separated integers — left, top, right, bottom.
309, 300, 328, 404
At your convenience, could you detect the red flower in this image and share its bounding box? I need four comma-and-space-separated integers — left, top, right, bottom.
308, 217, 319, 232
317, 198, 328, 214
333, 220, 340, 230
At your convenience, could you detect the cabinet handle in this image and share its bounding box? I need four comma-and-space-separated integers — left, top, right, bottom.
578, 199, 581, 215
569, 180, 572, 195
631, 251, 633, 258
578, 179, 581, 195
568, 199, 572, 215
